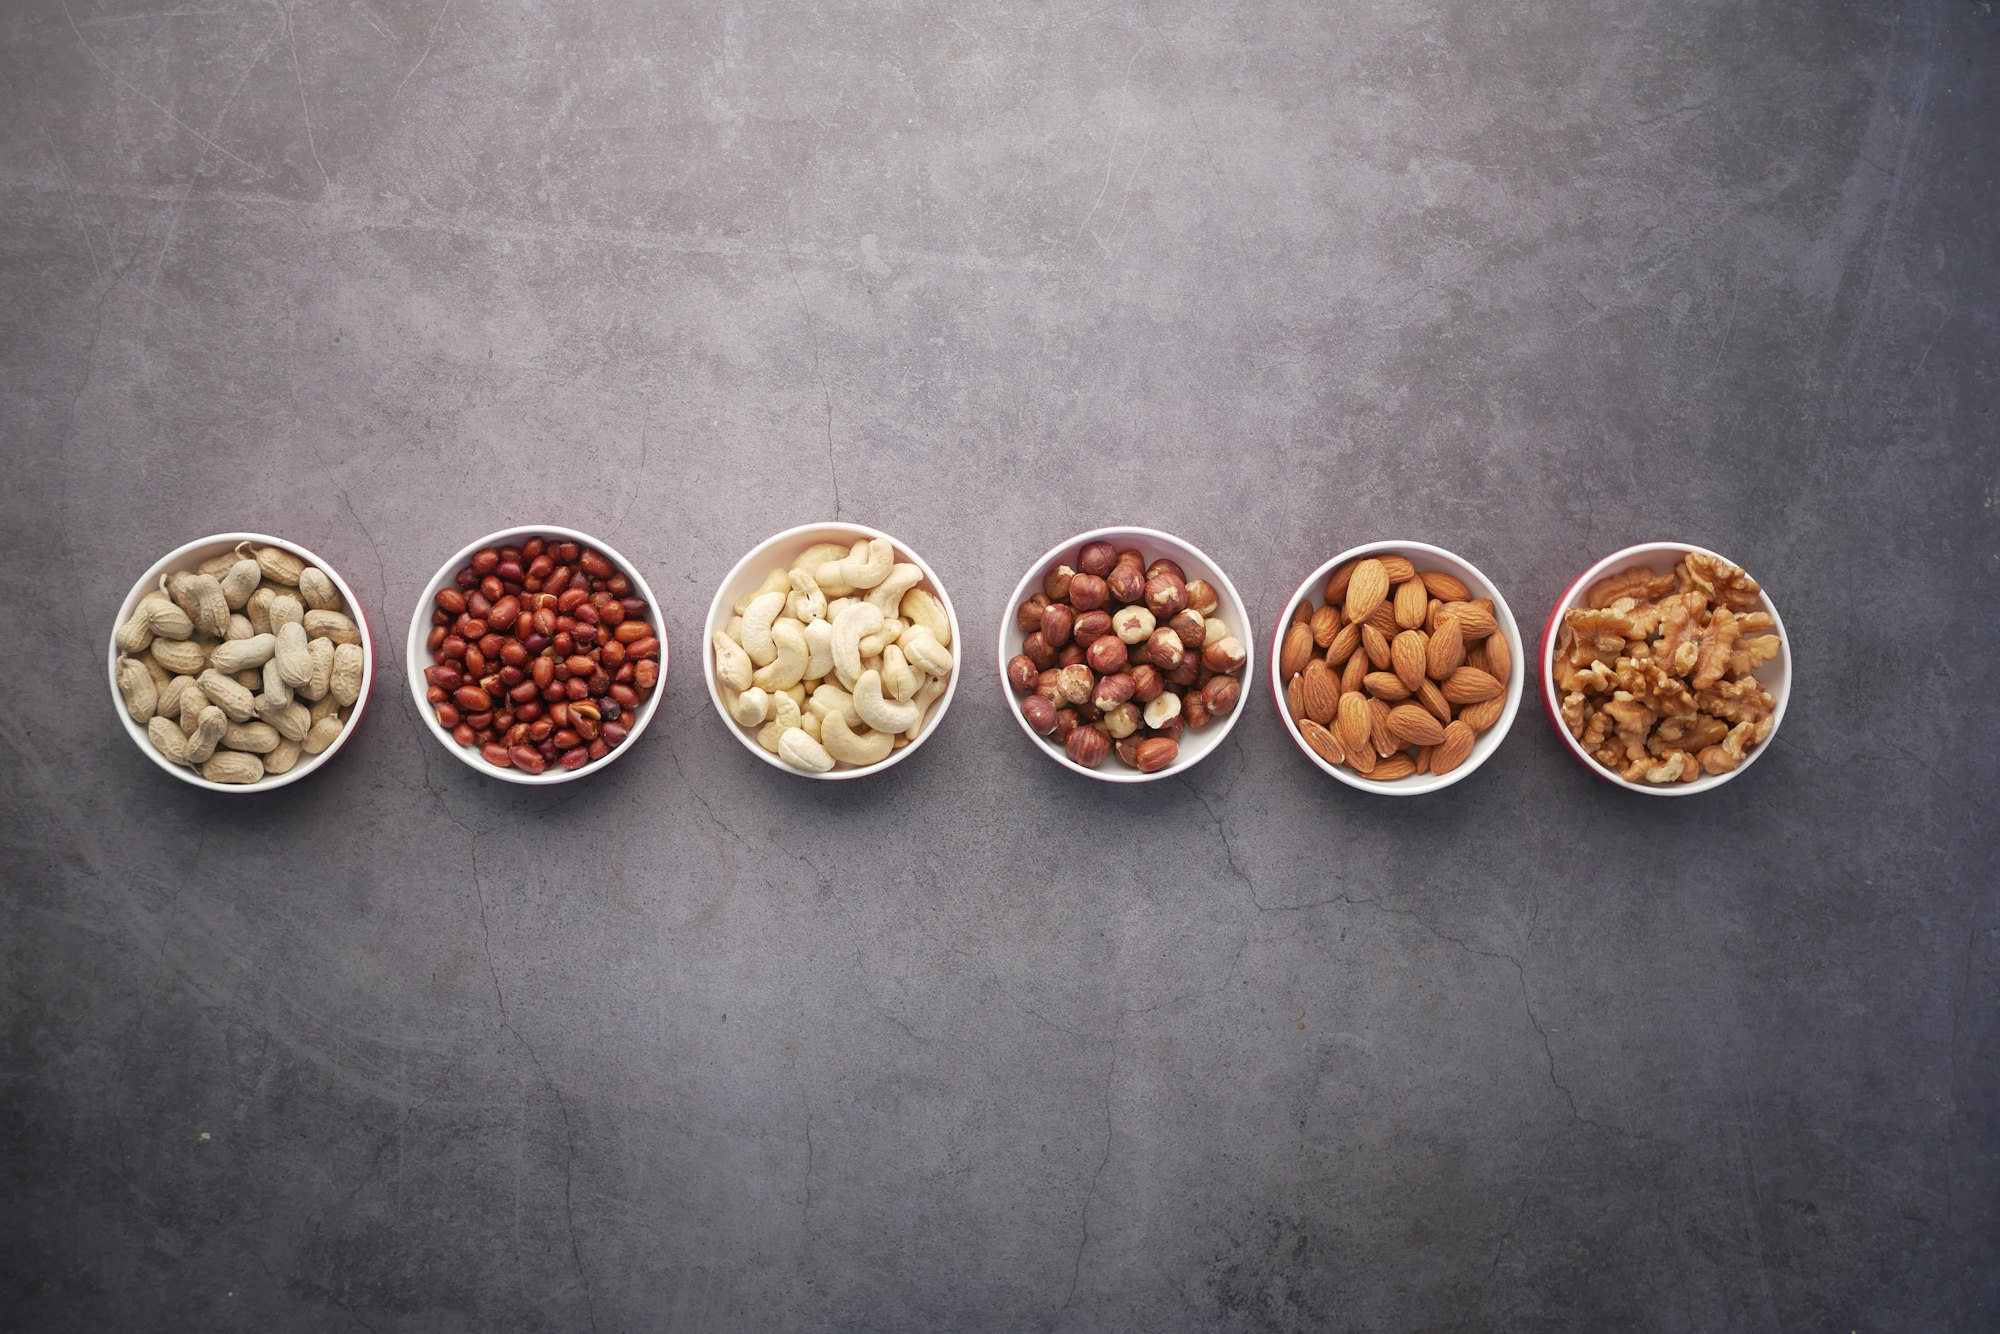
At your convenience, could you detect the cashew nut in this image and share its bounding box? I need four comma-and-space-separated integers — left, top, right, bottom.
734, 567, 791, 616
751, 618, 809, 691
818, 538, 893, 593
900, 588, 951, 647
904, 674, 948, 741
738, 591, 787, 666
900, 624, 954, 678
830, 602, 883, 689
808, 682, 862, 730
797, 710, 822, 741
793, 543, 855, 595
881, 644, 919, 702
757, 691, 803, 752
865, 563, 925, 619
728, 686, 772, 726
787, 568, 828, 623
852, 669, 921, 733
712, 631, 753, 691
820, 711, 894, 766
776, 727, 836, 772
801, 618, 834, 681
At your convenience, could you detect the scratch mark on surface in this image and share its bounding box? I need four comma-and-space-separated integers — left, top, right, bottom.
391, 0, 454, 101
285, 6, 331, 188
1073, 41, 1147, 248
60, 0, 264, 176
784, 250, 839, 518
1054, 1015, 1121, 1329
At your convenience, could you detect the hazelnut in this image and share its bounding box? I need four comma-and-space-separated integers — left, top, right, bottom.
1092, 672, 1137, 711
1144, 558, 1187, 584
1086, 635, 1129, 675
1068, 573, 1108, 612
1144, 627, 1185, 672
1073, 700, 1101, 724
1007, 654, 1040, 693
1106, 563, 1147, 604
1065, 724, 1111, 768
1114, 549, 1144, 572
1057, 643, 1086, 668
1016, 594, 1050, 633
1145, 573, 1189, 619
1079, 542, 1118, 576
1202, 636, 1247, 673
1102, 702, 1141, 739
1112, 605, 1156, 645
1023, 631, 1056, 671
1134, 736, 1179, 773
1153, 714, 1186, 742
1021, 695, 1058, 734
1056, 663, 1095, 705
1203, 617, 1232, 647
1184, 578, 1219, 616
1072, 610, 1113, 646
1044, 564, 1077, 602
1169, 608, 1206, 648
1130, 663, 1164, 702
1041, 602, 1075, 648
1035, 668, 1063, 702
1201, 675, 1242, 716
1054, 707, 1080, 740
1183, 694, 1213, 728
1141, 691, 1181, 730
1167, 654, 1200, 687
1114, 735, 1144, 768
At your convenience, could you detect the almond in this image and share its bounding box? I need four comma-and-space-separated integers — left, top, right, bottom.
1280, 622, 1315, 680
1465, 643, 1488, 675
1430, 720, 1476, 775
1386, 702, 1446, 747
1286, 671, 1307, 722
1391, 630, 1428, 693
1418, 570, 1470, 602
1458, 695, 1506, 732
1364, 602, 1400, 637
1414, 744, 1434, 774
1335, 691, 1372, 761
1310, 604, 1342, 648
1367, 697, 1398, 757
1322, 558, 1360, 604
1363, 671, 1411, 701
1418, 678, 1451, 725
1341, 647, 1368, 694
1440, 665, 1503, 704
1484, 631, 1511, 686
1291, 599, 1313, 626
1393, 577, 1428, 630
1444, 601, 1497, 640
1301, 659, 1339, 725
1324, 621, 1361, 667
1378, 554, 1416, 584
1362, 752, 1418, 781
1297, 718, 1345, 766
1427, 617, 1465, 680
1344, 559, 1390, 623
1346, 744, 1376, 775
1361, 623, 1391, 670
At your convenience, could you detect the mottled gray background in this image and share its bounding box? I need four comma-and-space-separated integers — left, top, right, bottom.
2, 0, 1995, 1329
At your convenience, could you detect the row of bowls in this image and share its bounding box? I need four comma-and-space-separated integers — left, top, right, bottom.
108, 526, 1791, 796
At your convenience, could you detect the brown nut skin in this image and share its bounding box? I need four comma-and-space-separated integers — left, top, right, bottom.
1043, 564, 1077, 602
1167, 655, 1200, 687
1168, 609, 1206, 648
1067, 573, 1109, 612
1134, 736, 1179, 773
1017, 594, 1050, 633
1184, 578, 1219, 616
1086, 635, 1130, 675
1144, 573, 1189, 619
1054, 707, 1080, 740
1091, 672, 1137, 711
1056, 663, 1096, 705
1065, 724, 1111, 768
1202, 636, 1248, 673
1144, 558, 1187, 583
1183, 693, 1213, 728
1130, 663, 1165, 703
1115, 735, 1144, 768
1057, 644, 1087, 668
1022, 631, 1057, 671
1145, 627, 1186, 672
1152, 714, 1186, 743
1021, 695, 1059, 735
1007, 654, 1040, 693
1078, 542, 1118, 576
1041, 602, 1075, 648
1106, 563, 1147, 604
1201, 675, 1242, 716
1035, 668, 1064, 702
1071, 610, 1113, 646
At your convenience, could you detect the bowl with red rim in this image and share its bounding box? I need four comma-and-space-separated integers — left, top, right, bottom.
108, 532, 375, 791
407, 527, 665, 784
998, 526, 1255, 783
1541, 541, 1791, 795
1269, 541, 1523, 795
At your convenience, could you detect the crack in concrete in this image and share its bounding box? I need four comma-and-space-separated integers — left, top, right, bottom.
784, 249, 840, 519
1054, 1014, 1121, 1330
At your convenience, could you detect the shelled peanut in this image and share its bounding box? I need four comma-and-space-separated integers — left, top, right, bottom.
423, 536, 655, 775
711, 537, 955, 772
1281, 554, 1509, 781
116, 543, 364, 784
1007, 542, 1244, 773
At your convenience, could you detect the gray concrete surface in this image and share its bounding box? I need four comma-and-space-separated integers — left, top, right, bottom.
3, 0, 1996, 1328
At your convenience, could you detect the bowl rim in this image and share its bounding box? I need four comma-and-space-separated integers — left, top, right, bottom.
701, 521, 964, 780
1537, 540, 1791, 796
995, 525, 1257, 784
107, 532, 376, 792
1266, 540, 1524, 796
405, 525, 667, 785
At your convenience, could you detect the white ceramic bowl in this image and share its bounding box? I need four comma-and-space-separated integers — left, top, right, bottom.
108, 533, 376, 791
1269, 541, 1523, 795
407, 526, 666, 784
1540, 541, 1791, 795
998, 527, 1255, 783
703, 522, 962, 780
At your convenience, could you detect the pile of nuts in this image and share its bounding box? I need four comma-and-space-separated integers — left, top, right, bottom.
116, 543, 364, 784
1007, 542, 1245, 773
1552, 551, 1781, 784
710, 536, 956, 772
1280, 553, 1509, 781
422, 536, 656, 775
